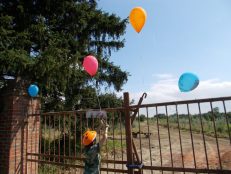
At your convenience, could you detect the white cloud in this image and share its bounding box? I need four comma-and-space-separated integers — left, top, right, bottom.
128, 75, 231, 105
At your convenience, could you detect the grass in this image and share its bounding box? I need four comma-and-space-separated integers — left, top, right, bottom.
149, 116, 230, 138
38, 164, 59, 174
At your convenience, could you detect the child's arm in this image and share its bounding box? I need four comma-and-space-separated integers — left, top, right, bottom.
99, 121, 109, 147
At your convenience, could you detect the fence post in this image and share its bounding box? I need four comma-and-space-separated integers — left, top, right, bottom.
123, 92, 134, 174
0, 80, 40, 174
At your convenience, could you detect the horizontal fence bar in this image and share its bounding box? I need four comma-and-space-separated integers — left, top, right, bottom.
129, 96, 231, 109
27, 159, 128, 173
27, 152, 127, 164
142, 166, 231, 174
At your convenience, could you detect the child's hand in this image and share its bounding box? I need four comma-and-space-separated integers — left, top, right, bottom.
100, 119, 109, 129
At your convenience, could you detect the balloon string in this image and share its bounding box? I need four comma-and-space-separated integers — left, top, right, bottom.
95, 81, 101, 111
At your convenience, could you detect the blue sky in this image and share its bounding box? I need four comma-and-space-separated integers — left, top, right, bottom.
97, 0, 231, 103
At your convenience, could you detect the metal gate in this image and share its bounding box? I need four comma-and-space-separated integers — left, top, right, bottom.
26, 92, 231, 174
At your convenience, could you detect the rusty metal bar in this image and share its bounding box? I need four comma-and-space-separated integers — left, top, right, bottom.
165, 105, 173, 169
131, 93, 147, 124
113, 112, 116, 172
44, 115, 46, 158
29, 159, 128, 173
69, 114, 71, 156
222, 100, 231, 144
210, 102, 222, 169
175, 105, 185, 171
35, 115, 38, 174
29, 152, 127, 163
132, 139, 141, 164
39, 115, 42, 158
124, 92, 134, 174
58, 114, 61, 162
198, 103, 209, 169
53, 115, 55, 161
80, 113, 83, 157
141, 165, 231, 173
74, 113, 77, 157
146, 107, 153, 174
186, 104, 196, 169
25, 111, 29, 174
156, 106, 163, 173
129, 96, 231, 109
48, 114, 51, 162
106, 115, 109, 174
137, 111, 143, 165
119, 111, 124, 170
63, 114, 66, 161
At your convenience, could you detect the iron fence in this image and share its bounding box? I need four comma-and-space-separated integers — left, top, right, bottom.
27, 93, 231, 174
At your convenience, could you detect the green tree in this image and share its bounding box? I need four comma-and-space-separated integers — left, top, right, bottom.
0, 0, 129, 111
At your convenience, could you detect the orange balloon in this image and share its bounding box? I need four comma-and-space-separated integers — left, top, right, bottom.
129, 7, 147, 33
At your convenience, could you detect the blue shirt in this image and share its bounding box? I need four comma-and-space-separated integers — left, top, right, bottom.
83, 143, 101, 174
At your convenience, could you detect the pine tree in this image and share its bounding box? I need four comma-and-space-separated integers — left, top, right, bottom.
0, 0, 129, 110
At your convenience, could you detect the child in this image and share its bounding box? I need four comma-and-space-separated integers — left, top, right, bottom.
82, 119, 109, 174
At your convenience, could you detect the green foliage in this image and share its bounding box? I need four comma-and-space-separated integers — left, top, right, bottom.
139, 114, 146, 122
0, 0, 129, 111
152, 111, 231, 138
39, 164, 59, 174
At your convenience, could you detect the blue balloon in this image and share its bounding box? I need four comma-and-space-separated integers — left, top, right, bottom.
178, 72, 199, 92
28, 84, 39, 97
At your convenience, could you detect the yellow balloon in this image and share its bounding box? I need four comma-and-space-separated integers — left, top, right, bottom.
129, 7, 147, 33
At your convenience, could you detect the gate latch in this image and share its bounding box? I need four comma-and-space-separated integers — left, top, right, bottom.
126, 163, 144, 169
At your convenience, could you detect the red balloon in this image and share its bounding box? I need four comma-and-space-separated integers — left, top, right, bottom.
83, 55, 98, 77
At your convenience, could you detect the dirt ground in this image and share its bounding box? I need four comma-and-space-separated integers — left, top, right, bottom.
100, 122, 231, 174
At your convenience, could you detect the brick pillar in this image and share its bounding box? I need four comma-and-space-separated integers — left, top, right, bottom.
0, 80, 40, 174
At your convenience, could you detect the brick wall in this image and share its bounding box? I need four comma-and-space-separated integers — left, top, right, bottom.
0, 82, 40, 174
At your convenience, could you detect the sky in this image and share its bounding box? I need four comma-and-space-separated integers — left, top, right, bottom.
97, 0, 231, 104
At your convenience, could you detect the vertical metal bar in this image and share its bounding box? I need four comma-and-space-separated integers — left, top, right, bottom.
53, 115, 56, 162
198, 103, 209, 169
58, 114, 61, 173
119, 111, 124, 170
49, 115, 51, 162
39, 115, 42, 161
175, 105, 185, 172
35, 114, 38, 174
58, 114, 61, 162
165, 105, 173, 169
222, 100, 231, 144
156, 106, 163, 174
106, 115, 109, 174
98, 116, 102, 174
210, 102, 222, 169
137, 110, 143, 172
44, 115, 46, 158
146, 107, 153, 174
113, 112, 116, 172
124, 92, 134, 174
63, 114, 66, 162
74, 112, 77, 157
80, 113, 83, 157
186, 104, 197, 169
31, 116, 33, 174
31, 99, 34, 174
69, 114, 71, 156
25, 111, 29, 174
